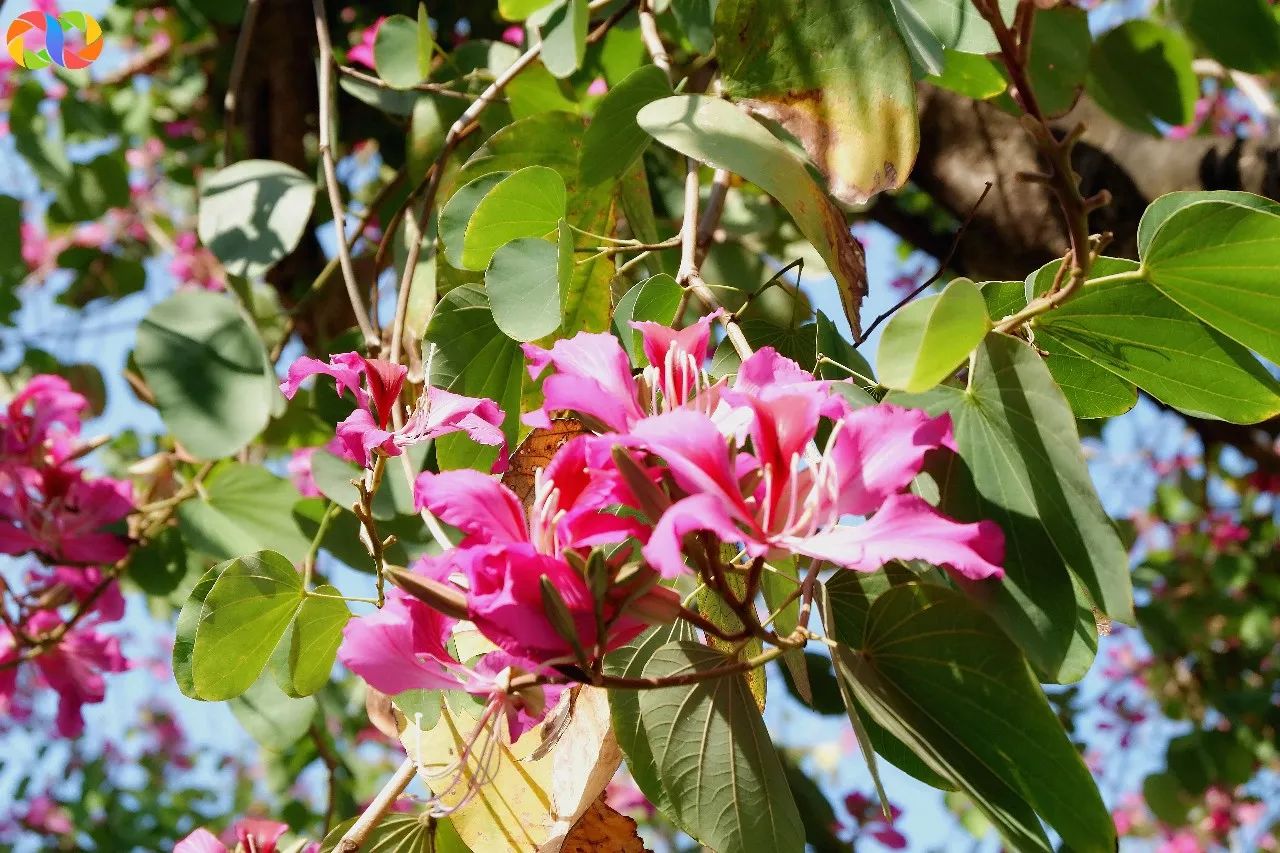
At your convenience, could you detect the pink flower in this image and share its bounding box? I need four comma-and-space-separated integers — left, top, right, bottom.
1, 374, 89, 465
22, 795, 72, 835
21, 611, 129, 738
348, 16, 386, 69
522, 310, 723, 432
163, 119, 198, 138
280, 353, 506, 469
337, 587, 566, 741
0, 465, 133, 564
286, 447, 322, 497
605, 775, 654, 817
28, 565, 125, 621
174, 818, 306, 853
169, 231, 224, 291
413, 442, 677, 665
501, 25, 524, 46
629, 362, 1004, 581
586, 77, 608, 96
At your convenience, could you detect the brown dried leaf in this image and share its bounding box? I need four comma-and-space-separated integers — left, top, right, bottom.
558, 796, 649, 853
501, 418, 588, 510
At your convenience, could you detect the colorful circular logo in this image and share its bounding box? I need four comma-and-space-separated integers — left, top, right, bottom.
6, 10, 103, 70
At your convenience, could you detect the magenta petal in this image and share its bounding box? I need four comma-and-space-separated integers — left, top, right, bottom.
521, 334, 643, 430
279, 353, 369, 409
235, 819, 288, 853
395, 387, 506, 464
360, 357, 408, 428
334, 409, 399, 467
337, 590, 462, 695
413, 469, 527, 546
827, 405, 954, 517
174, 828, 227, 853
628, 410, 743, 508
631, 309, 719, 369
643, 493, 760, 578
789, 494, 1005, 580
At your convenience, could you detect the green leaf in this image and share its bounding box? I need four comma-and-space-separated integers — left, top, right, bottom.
896, 0, 1011, 56
819, 570, 956, 792
440, 172, 511, 269
613, 273, 684, 363
711, 319, 818, 378
1037, 334, 1138, 419
374, 15, 427, 88
1018, 6, 1090, 117
1137, 190, 1280, 257
190, 551, 303, 702
129, 526, 193, 597
673, 0, 716, 53
530, 0, 587, 79
815, 312, 874, 382
173, 565, 221, 698
639, 96, 867, 334
135, 290, 275, 460
408, 97, 446, 185
925, 48, 1008, 99
878, 277, 988, 392
485, 238, 563, 342
1141, 199, 1280, 366
460, 166, 566, 271
198, 159, 315, 279
272, 585, 350, 698
500, 0, 555, 21
423, 286, 525, 471
891, 334, 1131, 679
229, 672, 317, 750
1034, 262, 1280, 424
177, 463, 311, 563
639, 642, 805, 853
714, 0, 917, 203
1173, 0, 1280, 73
1087, 21, 1198, 134
580, 65, 672, 186
606, 622, 696, 830
48, 154, 130, 224
832, 584, 1114, 852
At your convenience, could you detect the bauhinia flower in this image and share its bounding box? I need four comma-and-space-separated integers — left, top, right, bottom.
0, 464, 133, 565
522, 310, 724, 432
174, 817, 316, 853
0, 374, 88, 466
4, 611, 129, 738
336, 588, 564, 742
412, 435, 680, 666
279, 352, 507, 469
627, 367, 1004, 581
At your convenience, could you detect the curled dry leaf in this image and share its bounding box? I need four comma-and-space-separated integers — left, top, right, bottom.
501, 418, 589, 511
399, 686, 621, 853
560, 796, 649, 853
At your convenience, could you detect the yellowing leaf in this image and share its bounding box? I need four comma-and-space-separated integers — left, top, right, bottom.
715, 0, 918, 204
400, 687, 621, 853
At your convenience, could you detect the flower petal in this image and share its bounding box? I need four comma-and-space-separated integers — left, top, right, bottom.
279, 353, 369, 409
522, 334, 643, 431
789, 493, 1005, 580
413, 469, 527, 546
828, 405, 953, 517
643, 493, 761, 578
336, 589, 462, 695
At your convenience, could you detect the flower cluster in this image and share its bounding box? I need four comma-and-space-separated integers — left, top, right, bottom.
0, 375, 133, 737
280, 353, 506, 469
330, 315, 1006, 796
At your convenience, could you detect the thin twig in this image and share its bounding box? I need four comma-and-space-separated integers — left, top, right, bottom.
336, 758, 418, 853
310, 724, 343, 836
312, 0, 380, 352
222, 0, 264, 164
857, 181, 993, 345
337, 65, 480, 101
